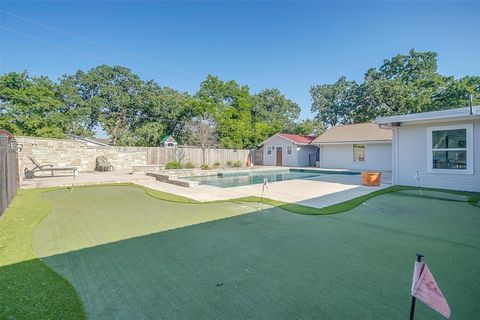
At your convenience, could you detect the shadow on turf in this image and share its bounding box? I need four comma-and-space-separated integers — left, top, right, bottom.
0, 258, 85, 319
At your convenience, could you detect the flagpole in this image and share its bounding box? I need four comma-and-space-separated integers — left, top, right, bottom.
409, 253, 424, 320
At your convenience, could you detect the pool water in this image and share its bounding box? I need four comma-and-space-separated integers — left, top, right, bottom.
181, 169, 359, 188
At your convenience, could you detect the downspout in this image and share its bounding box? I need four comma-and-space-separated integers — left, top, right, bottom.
468, 94, 473, 115
393, 127, 399, 185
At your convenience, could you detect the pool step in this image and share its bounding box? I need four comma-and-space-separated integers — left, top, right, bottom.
147, 173, 199, 188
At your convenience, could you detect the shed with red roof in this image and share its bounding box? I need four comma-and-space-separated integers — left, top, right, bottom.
260, 133, 318, 167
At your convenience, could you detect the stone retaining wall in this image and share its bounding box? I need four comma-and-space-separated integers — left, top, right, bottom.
16, 137, 147, 181
16, 136, 252, 182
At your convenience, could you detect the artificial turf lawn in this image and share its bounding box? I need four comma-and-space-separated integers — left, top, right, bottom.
1, 184, 479, 319
0, 188, 85, 320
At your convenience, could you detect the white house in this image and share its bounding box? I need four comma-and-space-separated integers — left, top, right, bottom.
376, 106, 480, 192
312, 122, 392, 171
260, 133, 318, 167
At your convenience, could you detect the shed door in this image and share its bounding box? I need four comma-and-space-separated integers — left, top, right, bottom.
276, 147, 283, 166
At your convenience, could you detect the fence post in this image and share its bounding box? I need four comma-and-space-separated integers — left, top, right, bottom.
0, 132, 18, 216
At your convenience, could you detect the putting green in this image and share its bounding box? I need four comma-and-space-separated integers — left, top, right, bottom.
32, 186, 479, 319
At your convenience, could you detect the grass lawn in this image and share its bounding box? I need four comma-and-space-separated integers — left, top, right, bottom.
1, 184, 479, 319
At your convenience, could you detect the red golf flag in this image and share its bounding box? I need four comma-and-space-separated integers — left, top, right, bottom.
411, 261, 451, 318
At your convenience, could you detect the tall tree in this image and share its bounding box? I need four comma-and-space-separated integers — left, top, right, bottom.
139, 81, 199, 145
359, 49, 447, 119
0, 72, 66, 138
196, 75, 254, 148
310, 49, 477, 127
310, 76, 358, 127
73, 65, 144, 145
58, 70, 100, 137
291, 119, 324, 136
252, 88, 300, 134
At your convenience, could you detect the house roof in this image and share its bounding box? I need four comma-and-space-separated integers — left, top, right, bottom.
277, 133, 317, 144
259, 133, 317, 146
92, 138, 113, 145
312, 122, 392, 144
375, 106, 480, 125
66, 134, 111, 146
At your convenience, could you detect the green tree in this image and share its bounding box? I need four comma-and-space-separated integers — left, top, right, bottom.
252, 88, 300, 135
358, 49, 447, 119
70, 65, 144, 145
310, 49, 477, 127
310, 76, 358, 126
434, 76, 480, 109
196, 75, 254, 149
139, 81, 199, 146
292, 119, 324, 136
58, 70, 100, 137
0, 72, 66, 138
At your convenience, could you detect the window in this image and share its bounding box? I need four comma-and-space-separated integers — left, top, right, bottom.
353, 144, 365, 162
287, 146, 292, 155
427, 124, 473, 174
267, 147, 272, 155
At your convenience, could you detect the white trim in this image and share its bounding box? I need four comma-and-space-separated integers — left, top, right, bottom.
426, 124, 473, 175
314, 140, 391, 145
286, 145, 293, 156
353, 144, 366, 162
376, 106, 480, 125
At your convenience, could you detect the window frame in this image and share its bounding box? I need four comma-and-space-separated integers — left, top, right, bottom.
353, 144, 366, 162
286, 145, 293, 156
426, 124, 473, 175
267, 146, 272, 155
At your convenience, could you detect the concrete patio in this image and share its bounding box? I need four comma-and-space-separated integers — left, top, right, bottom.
21, 167, 392, 209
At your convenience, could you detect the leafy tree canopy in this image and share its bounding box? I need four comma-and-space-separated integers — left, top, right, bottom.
310, 49, 480, 127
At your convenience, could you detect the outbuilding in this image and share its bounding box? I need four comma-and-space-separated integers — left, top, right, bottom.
160, 135, 177, 148
376, 106, 480, 192
312, 122, 392, 171
260, 133, 318, 167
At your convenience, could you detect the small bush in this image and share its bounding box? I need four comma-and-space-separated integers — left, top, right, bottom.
226, 161, 233, 167
200, 164, 210, 170
233, 160, 242, 168
165, 160, 183, 169
183, 162, 195, 169
214, 161, 221, 168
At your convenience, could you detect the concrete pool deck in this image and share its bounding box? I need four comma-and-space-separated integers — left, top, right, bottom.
20, 167, 392, 209
139, 171, 391, 207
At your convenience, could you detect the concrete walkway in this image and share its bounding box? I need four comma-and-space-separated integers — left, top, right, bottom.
21, 168, 392, 209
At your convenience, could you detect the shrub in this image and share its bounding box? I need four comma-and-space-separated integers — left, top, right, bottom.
183, 162, 195, 169
165, 160, 183, 169
233, 160, 242, 168
226, 161, 233, 167
200, 164, 210, 170
214, 161, 221, 168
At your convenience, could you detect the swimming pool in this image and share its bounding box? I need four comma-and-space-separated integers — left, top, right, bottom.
181, 169, 359, 188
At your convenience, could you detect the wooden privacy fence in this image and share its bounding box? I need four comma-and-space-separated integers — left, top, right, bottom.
0, 131, 19, 216
146, 147, 253, 166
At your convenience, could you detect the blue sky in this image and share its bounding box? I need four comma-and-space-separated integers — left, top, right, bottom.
1, 1, 479, 122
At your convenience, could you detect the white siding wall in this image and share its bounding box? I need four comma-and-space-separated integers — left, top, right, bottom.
395, 120, 480, 192
262, 136, 318, 167
263, 135, 297, 166
320, 143, 392, 171
297, 145, 318, 166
